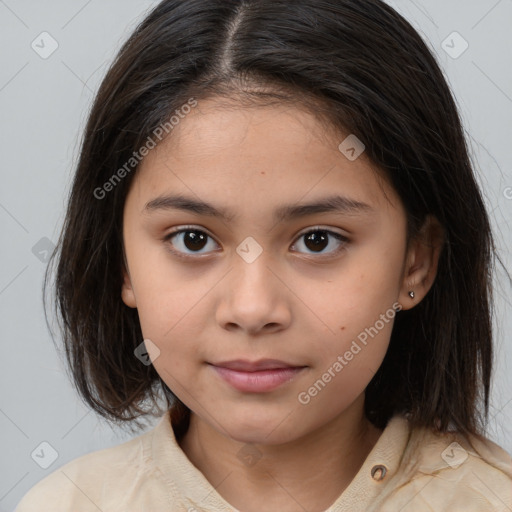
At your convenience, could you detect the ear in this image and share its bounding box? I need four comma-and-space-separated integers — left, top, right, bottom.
398, 215, 444, 310
121, 262, 137, 308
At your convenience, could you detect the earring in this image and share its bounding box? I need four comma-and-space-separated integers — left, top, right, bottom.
408, 291, 415, 299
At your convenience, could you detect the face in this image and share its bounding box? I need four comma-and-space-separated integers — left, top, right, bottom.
121, 96, 430, 445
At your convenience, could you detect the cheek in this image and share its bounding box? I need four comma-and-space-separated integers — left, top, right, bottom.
318, 270, 401, 340
304, 254, 400, 398
298, 320, 393, 414
129, 256, 213, 381
329, 243, 403, 319
138, 294, 205, 396
127, 241, 198, 334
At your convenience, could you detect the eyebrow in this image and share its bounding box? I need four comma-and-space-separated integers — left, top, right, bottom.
143, 193, 376, 223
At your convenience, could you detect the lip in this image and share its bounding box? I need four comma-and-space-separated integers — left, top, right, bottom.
209, 359, 307, 393
211, 358, 301, 372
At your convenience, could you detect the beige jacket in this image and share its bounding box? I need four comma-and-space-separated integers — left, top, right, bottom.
15, 410, 512, 511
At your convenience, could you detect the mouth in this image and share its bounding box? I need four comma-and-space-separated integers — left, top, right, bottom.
209, 358, 305, 372
208, 359, 307, 393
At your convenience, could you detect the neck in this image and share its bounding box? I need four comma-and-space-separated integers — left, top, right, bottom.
177, 396, 383, 512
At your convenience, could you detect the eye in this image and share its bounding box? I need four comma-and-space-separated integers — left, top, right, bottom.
290, 227, 348, 257
163, 226, 219, 258
163, 225, 349, 259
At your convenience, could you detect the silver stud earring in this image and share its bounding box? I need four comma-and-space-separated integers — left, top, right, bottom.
408, 291, 415, 299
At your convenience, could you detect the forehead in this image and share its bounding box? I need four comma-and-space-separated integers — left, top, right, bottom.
127, 98, 402, 220
154, 97, 344, 161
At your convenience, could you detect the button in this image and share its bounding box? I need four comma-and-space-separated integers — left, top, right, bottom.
371, 464, 387, 481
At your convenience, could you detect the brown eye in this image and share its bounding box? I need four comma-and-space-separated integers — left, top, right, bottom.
163, 225, 348, 260
291, 228, 348, 256
304, 231, 329, 252
180, 230, 208, 251
164, 228, 218, 257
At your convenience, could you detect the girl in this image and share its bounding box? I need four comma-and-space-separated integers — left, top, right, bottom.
16, 0, 512, 510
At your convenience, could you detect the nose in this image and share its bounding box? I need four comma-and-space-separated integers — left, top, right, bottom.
215, 252, 292, 335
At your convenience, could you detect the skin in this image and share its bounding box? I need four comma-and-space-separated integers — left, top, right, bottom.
121, 96, 443, 511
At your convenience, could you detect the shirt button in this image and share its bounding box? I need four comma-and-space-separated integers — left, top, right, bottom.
371, 464, 387, 481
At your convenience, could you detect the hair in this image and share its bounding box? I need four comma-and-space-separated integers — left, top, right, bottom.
44, 0, 504, 440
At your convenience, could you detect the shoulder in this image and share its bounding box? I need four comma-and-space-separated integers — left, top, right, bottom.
382, 422, 512, 512
15, 426, 157, 512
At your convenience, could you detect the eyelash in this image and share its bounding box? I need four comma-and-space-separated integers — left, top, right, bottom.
162, 225, 349, 260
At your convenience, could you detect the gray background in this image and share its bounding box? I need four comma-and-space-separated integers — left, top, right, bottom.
0, 1, 511, 510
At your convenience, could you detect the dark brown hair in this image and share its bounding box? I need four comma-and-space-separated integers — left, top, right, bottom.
44, 0, 503, 439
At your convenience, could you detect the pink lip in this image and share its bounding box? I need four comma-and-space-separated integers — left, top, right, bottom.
211, 358, 300, 372
209, 360, 306, 393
